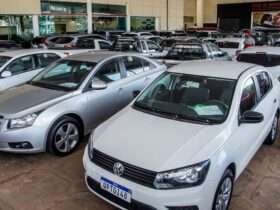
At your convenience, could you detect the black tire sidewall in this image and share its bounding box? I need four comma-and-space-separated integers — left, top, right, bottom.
212, 169, 234, 210
47, 116, 82, 156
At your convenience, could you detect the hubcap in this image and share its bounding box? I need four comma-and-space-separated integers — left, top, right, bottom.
54, 123, 79, 153
271, 116, 278, 140
215, 177, 233, 210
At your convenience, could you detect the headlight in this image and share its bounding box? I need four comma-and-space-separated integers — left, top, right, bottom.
88, 131, 95, 160
154, 160, 210, 189
8, 113, 38, 129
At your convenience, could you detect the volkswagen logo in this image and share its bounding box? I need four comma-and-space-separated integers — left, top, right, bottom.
113, 162, 125, 177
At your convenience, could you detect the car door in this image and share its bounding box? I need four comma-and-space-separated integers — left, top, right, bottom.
84, 58, 126, 129
232, 75, 272, 173
0, 54, 37, 90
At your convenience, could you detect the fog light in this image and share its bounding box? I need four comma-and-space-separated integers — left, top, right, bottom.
8, 142, 33, 149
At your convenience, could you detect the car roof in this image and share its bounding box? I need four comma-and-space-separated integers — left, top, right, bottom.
168, 61, 257, 79
0, 49, 61, 57
65, 51, 142, 63
240, 46, 280, 55
216, 37, 245, 43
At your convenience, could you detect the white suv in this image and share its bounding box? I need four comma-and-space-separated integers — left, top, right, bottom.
84, 61, 279, 210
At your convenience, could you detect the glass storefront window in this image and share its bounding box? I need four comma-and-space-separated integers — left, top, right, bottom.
39, 16, 87, 35
93, 4, 126, 16
41, 1, 87, 15
0, 15, 33, 41
94, 17, 126, 31
131, 16, 155, 31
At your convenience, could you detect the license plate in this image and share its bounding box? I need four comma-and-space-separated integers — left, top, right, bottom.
100, 177, 132, 203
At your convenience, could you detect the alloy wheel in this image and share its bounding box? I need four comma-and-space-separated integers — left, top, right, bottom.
54, 122, 79, 153
215, 177, 233, 210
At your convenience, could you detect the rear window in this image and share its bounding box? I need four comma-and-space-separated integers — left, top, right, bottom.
50, 37, 74, 44
0, 56, 11, 67
217, 42, 239, 49
237, 53, 280, 67
167, 44, 206, 60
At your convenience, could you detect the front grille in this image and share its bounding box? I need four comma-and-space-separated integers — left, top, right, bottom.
87, 176, 156, 210
91, 149, 157, 188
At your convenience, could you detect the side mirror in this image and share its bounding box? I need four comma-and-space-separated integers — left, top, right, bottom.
1, 71, 12, 78
239, 111, 264, 124
90, 80, 107, 90
133, 90, 141, 98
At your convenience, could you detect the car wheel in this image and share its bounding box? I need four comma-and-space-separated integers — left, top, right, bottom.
47, 116, 82, 156
265, 114, 279, 145
212, 169, 234, 210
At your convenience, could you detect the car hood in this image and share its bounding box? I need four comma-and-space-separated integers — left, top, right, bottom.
0, 84, 69, 116
93, 107, 227, 172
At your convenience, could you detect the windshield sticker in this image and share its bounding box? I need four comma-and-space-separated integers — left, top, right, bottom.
192, 105, 224, 116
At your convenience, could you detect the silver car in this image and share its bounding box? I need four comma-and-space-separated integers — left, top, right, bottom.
0, 52, 165, 155
0, 49, 64, 91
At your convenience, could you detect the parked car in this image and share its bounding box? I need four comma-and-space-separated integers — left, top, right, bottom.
93, 31, 124, 41
0, 52, 165, 155
155, 42, 231, 67
237, 46, 280, 80
45, 34, 107, 49
111, 37, 167, 58
0, 40, 21, 52
0, 49, 64, 91
216, 37, 245, 58
84, 61, 279, 210
122, 32, 154, 38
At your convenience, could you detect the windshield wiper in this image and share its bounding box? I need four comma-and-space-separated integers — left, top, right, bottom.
134, 102, 177, 118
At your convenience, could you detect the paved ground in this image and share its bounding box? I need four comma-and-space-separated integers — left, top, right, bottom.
0, 137, 279, 210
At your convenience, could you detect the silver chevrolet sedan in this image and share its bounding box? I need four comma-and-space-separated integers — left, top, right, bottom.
0, 52, 165, 156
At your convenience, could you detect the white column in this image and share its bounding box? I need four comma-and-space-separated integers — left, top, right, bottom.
87, 0, 93, 33
32, 15, 40, 37
126, 2, 130, 32
196, 0, 204, 28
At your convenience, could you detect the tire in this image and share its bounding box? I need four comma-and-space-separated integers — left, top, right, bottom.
47, 116, 82, 156
212, 169, 234, 210
265, 113, 279, 145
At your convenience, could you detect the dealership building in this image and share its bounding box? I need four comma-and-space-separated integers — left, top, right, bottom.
0, 0, 279, 40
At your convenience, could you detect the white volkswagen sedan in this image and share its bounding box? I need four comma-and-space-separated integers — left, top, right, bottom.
84, 61, 279, 210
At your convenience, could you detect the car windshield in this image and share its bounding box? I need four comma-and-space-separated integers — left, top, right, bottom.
217, 42, 239, 49
30, 60, 96, 91
0, 56, 11, 67
237, 53, 280, 67
166, 44, 207, 60
134, 72, 236, 124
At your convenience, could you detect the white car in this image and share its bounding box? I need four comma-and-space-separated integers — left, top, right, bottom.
0, 49, 64, 91
216, 38, 245, 58
84, 61, 279, 210
237, 46, 280, 80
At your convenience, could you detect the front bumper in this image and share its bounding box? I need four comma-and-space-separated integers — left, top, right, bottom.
83, 147, 217, 210
0, 125, 47, 153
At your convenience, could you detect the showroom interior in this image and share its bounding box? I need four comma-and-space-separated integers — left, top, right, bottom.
0, 0, 280, 210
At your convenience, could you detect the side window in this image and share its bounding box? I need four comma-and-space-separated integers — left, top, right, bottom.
36, 53, 60, 68
76, 38, 95, 49
99, 41, 111, 50
123, 56, 144, 76
141, 41, 147, 51
146, 40, 160, 51
142, 59, 156, 71
5, 55, 35, 75
256, 72, 272, 98
94, 59, 121, 83
240, 77, 257, 115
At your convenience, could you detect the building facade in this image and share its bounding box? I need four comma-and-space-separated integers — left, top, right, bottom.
0, 0, 184, 39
